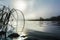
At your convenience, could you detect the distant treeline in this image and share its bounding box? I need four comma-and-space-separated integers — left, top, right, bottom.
27, 16, 60, 21
40, 16, 60, 21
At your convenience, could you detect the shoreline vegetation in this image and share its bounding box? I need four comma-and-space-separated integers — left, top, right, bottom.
27, 16, 60, 21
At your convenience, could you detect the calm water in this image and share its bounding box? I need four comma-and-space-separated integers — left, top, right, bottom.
1, 21, 60, 40
25, 21, 60, 34
23, 21, 60, 40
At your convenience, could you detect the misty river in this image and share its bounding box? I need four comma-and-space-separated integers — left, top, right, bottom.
0, 21, 60, 40
15, 21, 60, 40
25, 21, 60, 34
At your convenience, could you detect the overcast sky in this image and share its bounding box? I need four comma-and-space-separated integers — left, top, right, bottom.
0, 0, 60, 19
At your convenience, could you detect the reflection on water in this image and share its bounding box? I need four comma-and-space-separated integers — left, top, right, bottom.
13, 21, 60, 40
25, 21, 60, 33
1, 21, 60, 40
24, 21, 60, 40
